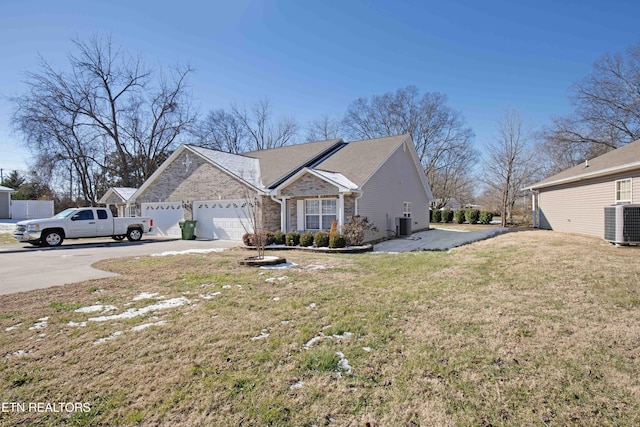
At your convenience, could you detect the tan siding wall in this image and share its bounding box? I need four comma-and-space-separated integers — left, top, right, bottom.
537, 171, 640, 237
359, 144, 430, 241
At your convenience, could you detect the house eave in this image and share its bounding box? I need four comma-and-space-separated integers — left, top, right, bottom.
524, 161, 640, 191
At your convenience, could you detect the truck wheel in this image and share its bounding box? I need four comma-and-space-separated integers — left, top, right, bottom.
43, 230, 63, 247
127, 228, 143, 242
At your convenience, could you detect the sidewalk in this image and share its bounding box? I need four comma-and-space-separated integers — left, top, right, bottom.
373, 227, 509, 252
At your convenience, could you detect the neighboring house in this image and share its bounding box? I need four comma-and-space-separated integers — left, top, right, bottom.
524, 138, 640, 238
126, 134, 433, 241
98, 187, 138, 217
0, 186, 15, 219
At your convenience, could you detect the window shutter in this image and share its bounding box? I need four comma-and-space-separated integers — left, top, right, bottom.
297, 200, 304, 232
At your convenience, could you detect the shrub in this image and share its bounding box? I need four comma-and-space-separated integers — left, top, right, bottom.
300, 231, 314, 247
442, 209, 453, 223
273, 230, 286, 245
329, 233, 347, 248
285, 231, 300, 246
314, 230, 330, 247
454, 209, 465, 224
242, 233, 255, 246
265, 231, 276, 245
432, 209, 442, 224
479, 211, 494, 225
342, 215, 378, 246
466, 209, 480, 224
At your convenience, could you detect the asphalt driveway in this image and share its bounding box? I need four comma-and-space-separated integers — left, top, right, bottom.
373, 227, 509, 252
0, 237, 240, 295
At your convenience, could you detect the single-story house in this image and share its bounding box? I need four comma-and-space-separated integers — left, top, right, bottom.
98, 187, 138, 217
126, 134, 433, 241
524, 138, 640, 238
0, 186, 16, 219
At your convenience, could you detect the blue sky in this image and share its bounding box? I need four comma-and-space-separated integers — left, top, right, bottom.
1, 0, 638, 174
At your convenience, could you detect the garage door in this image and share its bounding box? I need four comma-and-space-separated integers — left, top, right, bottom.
194, 200, 252, 240
141, 202, 184, 237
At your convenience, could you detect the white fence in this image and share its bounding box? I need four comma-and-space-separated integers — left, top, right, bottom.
11, 200, 54, 220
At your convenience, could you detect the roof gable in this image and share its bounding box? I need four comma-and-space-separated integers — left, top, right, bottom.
526, 138, 640, 190
243, 139, 344, 187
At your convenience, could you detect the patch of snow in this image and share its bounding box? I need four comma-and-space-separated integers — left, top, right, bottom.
250, 331, 270, 341
306, 303, 317, 310
131, 320, 167, 331
93, 331, 123, 344
322, 325, 332, 330
88, 297, 189, 322
305, 265, 327, 271
304, 333, 327, 349
281, 320, 293, 325
132, 292, 163, 301
336, 352, 352, 375
236, 285, 243, 289
333, 332, 354, 339
271, 297, 280, 301
75, 304, 117, 313
151, 248, 226, 257
362, 347, 372, 352
260, 262, 297, 270
4, 323, 22, 332
4, 350, 29, 358
200, 292, 222, 299
265, 276, 288, 283
370, 251, 400, 255
222, 285, 232, 289
28, 317, 49, 330
289, 380, 304, 390
68, 321, 87, 327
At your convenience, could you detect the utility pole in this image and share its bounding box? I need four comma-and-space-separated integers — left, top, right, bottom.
0, 168, 4, 184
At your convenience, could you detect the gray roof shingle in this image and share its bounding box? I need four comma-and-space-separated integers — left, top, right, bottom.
526, 138, 640, 190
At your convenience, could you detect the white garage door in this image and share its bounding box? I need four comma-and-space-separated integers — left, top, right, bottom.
194, 200, 252, 241
141, 202, 184, 237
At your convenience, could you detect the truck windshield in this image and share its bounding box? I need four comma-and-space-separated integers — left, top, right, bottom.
53, 209, 77, 219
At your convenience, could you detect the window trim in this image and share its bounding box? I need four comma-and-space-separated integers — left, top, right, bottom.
304, 198, 337, 230
615, 178, 633, 204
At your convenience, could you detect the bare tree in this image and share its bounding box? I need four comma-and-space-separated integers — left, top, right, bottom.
306, 114, 342, 141
538, 42, 640, 174
11, 34, 195, 204
193, 98, 300, 153
342, 86, 476, 208
482, 109, 538, 226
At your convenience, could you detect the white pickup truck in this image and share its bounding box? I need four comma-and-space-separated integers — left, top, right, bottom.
13, 207, 153, 247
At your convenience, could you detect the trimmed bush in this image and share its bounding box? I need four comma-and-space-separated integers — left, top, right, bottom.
285, 231, 300, 246
466, 209, 480, 224
300, 231, 314, 247
479, 211, 494, 225
273, 230, 286, 245
265, 231, 276, 245
432, 209, 442, 224
454, 209, 465, 224
314, 230, 330, 247
242, 233, 256, 246
329, 233, 347, 248
442, 209, 453, 223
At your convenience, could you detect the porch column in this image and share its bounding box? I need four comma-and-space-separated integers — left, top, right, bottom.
280, 197, 288, 231
338, 193, 345, 229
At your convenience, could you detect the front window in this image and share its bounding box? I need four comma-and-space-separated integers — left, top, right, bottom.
616, 178, 632, 204
305, 199, 337, 230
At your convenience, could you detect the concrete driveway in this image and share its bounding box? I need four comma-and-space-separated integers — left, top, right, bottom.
373, 227, 509, 252
0, 237, 240, 295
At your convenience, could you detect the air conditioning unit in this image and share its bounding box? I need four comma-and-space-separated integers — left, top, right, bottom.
396, 217, 412, 236
604, 204, 640, 245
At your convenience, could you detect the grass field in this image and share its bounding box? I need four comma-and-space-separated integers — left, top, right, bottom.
1, 230, 639, 426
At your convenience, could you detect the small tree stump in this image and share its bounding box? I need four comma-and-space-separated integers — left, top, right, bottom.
238, 255, 287, 267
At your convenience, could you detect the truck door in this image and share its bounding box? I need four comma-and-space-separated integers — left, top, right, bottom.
95, 209, 113, 237
68, 209, 98, 238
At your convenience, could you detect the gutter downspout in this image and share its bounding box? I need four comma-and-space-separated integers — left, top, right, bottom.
270, 195, 286, 231
530, 190, 539, 228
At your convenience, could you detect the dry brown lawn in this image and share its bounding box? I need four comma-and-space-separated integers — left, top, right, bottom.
1, 230, 639, 426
